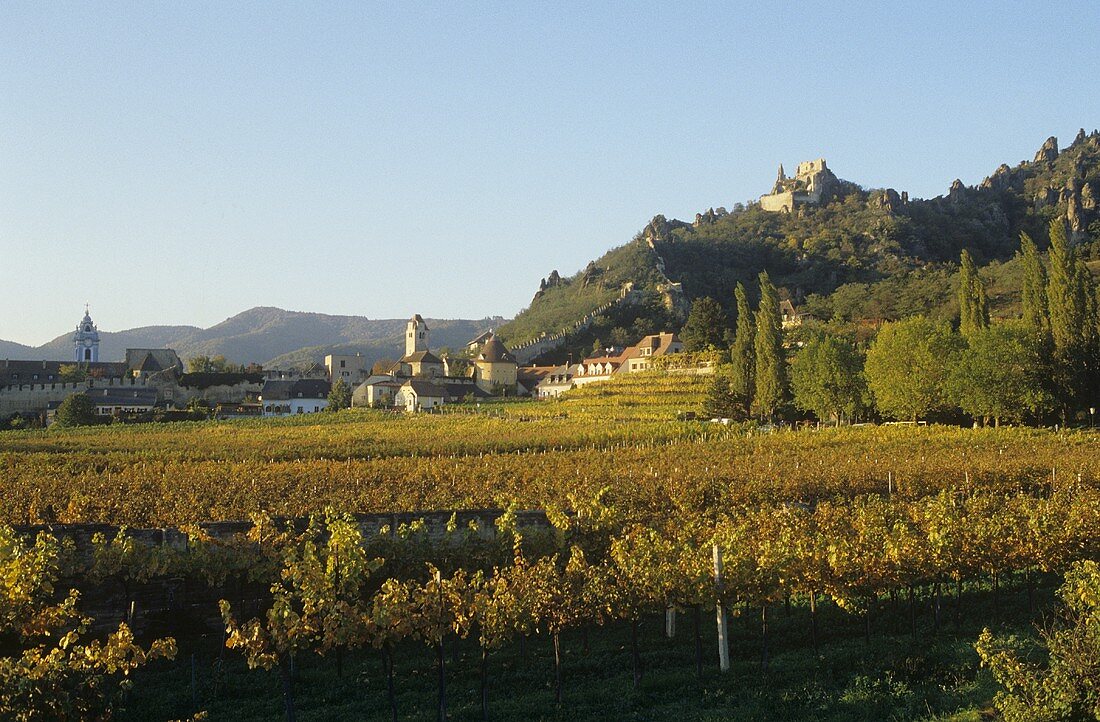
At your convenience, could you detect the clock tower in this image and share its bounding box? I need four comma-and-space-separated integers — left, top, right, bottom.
73, 305, 100, 363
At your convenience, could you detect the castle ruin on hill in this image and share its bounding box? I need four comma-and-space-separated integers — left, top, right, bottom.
759, 158, 839, 212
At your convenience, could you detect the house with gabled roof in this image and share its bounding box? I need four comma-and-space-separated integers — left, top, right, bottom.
395, 379, 447, 412
617, 332, 683, 373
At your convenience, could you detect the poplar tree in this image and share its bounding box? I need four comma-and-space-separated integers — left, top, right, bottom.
753, 272, 786, 420
1018, 232, 1049, 339
729, 282, 755, 414
957, 249, 989, 338
1046, 219, 1095, 417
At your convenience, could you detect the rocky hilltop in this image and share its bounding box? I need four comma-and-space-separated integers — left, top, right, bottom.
497, 130, 1100, 361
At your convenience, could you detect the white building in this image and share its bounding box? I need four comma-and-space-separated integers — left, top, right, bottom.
394, 379, 447, 412
73, 306, 101, 363
259, 379, 331, 416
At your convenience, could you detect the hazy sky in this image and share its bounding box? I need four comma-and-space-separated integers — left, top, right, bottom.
2, 2, 1098, 346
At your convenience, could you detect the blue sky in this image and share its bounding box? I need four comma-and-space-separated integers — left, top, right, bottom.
2, 2, 1098, 346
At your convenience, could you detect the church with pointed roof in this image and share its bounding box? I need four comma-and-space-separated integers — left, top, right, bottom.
73, 305, 101, 363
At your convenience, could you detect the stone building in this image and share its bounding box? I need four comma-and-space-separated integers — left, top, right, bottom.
759, 159, 839, 212
472, 334, 518, 394
325, 353, 369, 387
1, 309, 186, 418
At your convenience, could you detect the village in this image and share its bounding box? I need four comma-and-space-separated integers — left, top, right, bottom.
0, 307, 707, 423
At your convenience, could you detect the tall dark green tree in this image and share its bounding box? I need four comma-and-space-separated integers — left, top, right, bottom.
680, 297, 728, 352
1018, 232, 1049, 340
753, 272, 786, 420
1046, 219, 1097, 418
729, 282, 755, 411
957, 249, 989, 338
326, 379, 352, 411
702, 374, 742, 420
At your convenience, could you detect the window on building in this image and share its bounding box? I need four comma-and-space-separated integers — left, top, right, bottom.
340, 360, 346, 368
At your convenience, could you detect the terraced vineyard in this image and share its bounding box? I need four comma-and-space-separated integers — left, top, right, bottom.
5, 373, 1100, 721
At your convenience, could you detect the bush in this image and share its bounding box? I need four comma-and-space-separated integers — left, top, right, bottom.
53, 393, 97, 428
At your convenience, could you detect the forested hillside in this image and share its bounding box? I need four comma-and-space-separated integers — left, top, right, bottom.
499, 130, 1100, 359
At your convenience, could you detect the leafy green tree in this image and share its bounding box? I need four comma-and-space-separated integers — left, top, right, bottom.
53, 393, 96, 428
947, 322, 1054, 425
56, 364, 87, 383
186, 354, 241, 373
327, 379, 352, 411
790, 334, 867, 424
957, 249, 989, 338
864, 317, 963, 421
1018, 232, 1049, 339
1046, 219, 1097, 418
729, 282, 755, 411
680, 297, 728, 351
977, 559, 1100, 721
753, 272, 786, 420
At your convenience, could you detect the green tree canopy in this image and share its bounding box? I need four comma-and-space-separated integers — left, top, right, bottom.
680, 297, 728, 352
753, 272, 786, 419
53, 393, 97, 428
187, 354, 243, 374
1017, 232, 1049, 339
947, 322, 1054, 425
790, 334, 867, 424
1045, 219, 1098, 417
327, 379, 352, 411
701, 373, 744, 420
864, 317, 963, 421
957, 249, 989, 338
729, 282, 755, 410
56, 364, 87, 383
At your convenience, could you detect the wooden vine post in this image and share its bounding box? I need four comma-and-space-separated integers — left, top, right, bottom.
713, 543, 730, 672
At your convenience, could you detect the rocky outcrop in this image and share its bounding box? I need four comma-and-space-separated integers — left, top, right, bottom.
643, 214, 690, 244
875, 188, 905, 212
948, 179, 966, 202
1034, 136, 1059, 163
1036, 186, 1059, 209
1081, 182, 1097, 211
693, 207, 724, 227
980, 164, 1013, 191
579, 262, 605, 289
532, 270, 565, 302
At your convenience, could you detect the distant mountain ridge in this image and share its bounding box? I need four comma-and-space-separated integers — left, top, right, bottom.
2, 307, 504, 370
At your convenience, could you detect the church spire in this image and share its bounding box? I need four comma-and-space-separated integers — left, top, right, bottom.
73, 306, 100, 364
